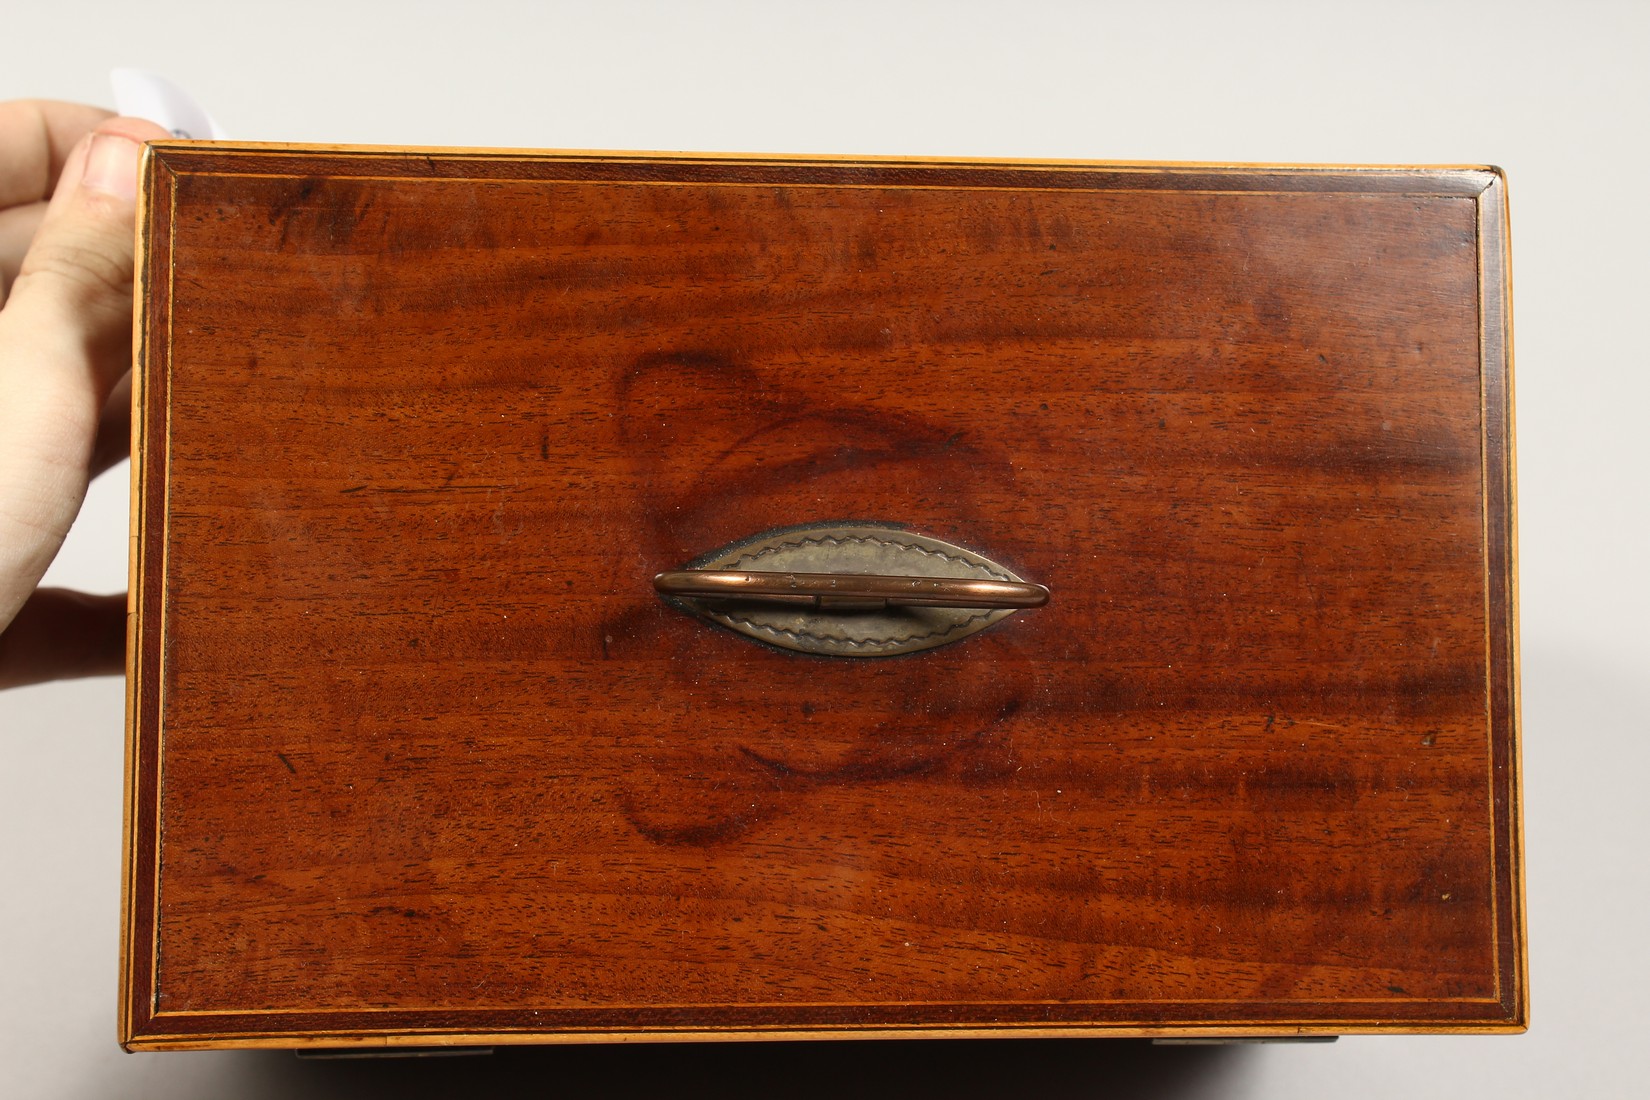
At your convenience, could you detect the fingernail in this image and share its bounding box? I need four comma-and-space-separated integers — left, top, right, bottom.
81, 133, 143, 202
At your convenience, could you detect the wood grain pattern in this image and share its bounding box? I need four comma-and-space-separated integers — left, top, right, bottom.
123, 145, 1522, 1048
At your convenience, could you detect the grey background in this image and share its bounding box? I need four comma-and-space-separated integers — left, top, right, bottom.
2, 1, 1645, 1096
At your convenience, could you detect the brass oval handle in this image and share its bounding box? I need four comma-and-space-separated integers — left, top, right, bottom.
652, 523, 1046, 657
653, 569, 1050, 611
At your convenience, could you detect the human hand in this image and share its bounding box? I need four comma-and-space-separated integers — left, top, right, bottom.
0, 101, 169, 689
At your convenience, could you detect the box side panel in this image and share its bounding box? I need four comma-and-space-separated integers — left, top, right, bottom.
129, 151, 1519, 1045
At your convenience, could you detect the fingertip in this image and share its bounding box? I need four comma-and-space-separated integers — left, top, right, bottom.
81, 132, 145, 202
54, 117, 172, 204
77, 119, 171, 201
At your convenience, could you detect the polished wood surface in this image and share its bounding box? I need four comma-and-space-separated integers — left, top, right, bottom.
124, 145, 1521, 1048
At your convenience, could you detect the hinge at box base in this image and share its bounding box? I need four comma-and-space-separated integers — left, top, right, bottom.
1152, 1037, 1339, 1046
294, 1047, 495, 1060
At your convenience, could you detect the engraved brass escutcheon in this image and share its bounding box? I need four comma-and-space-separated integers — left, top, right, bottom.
654, 523, 1048, 657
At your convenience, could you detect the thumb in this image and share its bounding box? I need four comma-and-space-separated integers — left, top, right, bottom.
4, 117, 168, 407
0, 117, 167, 632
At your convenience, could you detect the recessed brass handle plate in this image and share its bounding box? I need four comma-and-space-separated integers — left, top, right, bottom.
654, 524, 1047, 657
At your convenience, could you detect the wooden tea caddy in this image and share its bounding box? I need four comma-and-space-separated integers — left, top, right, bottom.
123, 144, 1524, 1049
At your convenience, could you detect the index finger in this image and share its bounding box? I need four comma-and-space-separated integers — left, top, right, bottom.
0, 100, 115, 211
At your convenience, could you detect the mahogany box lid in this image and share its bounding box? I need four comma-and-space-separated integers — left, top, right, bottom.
123, 144, 1524, 1049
